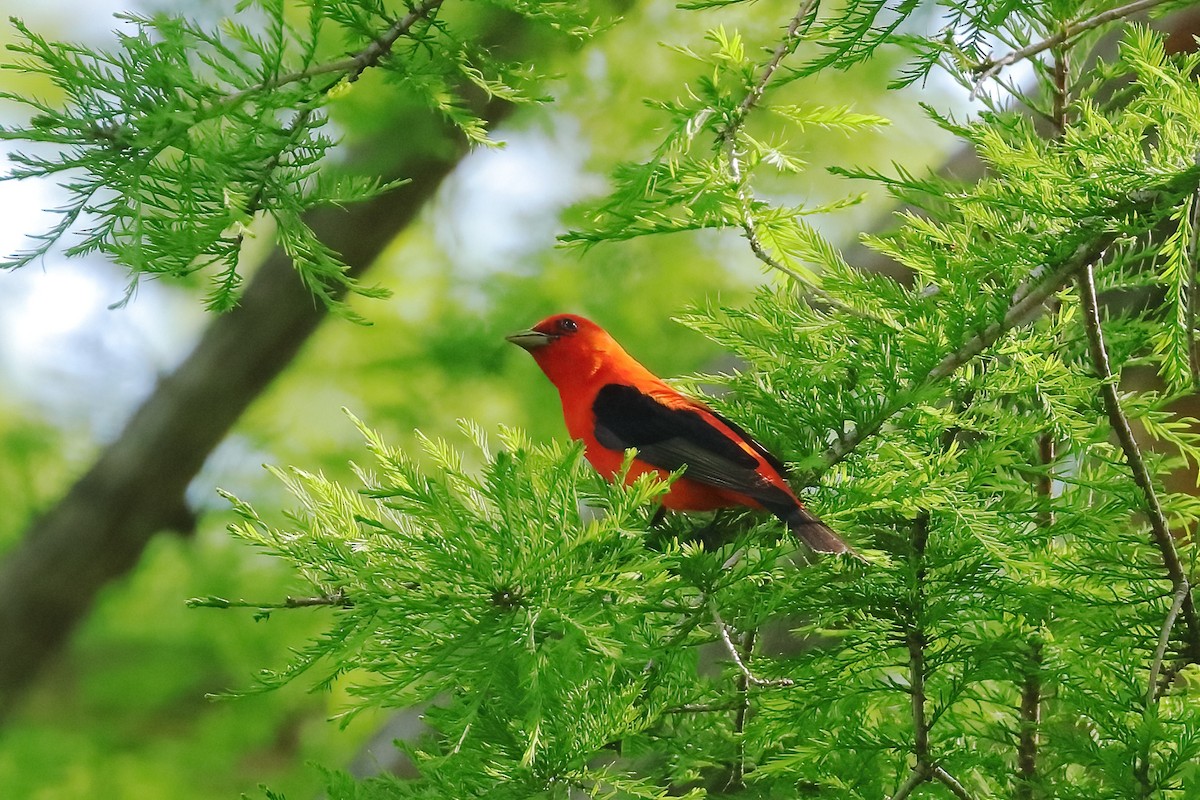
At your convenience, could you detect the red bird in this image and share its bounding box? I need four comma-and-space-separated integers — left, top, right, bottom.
506, 313, 853, 555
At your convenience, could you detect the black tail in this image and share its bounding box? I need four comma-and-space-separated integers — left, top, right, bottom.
778, 503, 861, 559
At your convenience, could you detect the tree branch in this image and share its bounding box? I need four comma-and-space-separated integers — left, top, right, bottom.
729, 628, 755, 789
717, 0, 813, 286
906, 517, 931, 762
808, 157, 1200, 485
219, 0, 447, 107
731, 0, 818, 127
933, 765, 978, 800
809, 228, 1117, 482
224, 0, 447, 302
1147, 580, 1190, 704
186, 590, 354, 611
1012, 39, 1070, 796
889, 764, 931, 800
1015, 636, 1044, 800
714, 0, 892, 326
887, 403, 982, 800
710, 599, 794, 689
1077, 261, 1200, 663
972, 0, 1174, 89
1018, 432, 1052, 799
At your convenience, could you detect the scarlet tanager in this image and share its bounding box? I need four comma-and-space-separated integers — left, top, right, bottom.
506, 313, 853, 555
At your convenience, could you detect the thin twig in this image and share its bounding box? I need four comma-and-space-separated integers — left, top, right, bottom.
1187, 189, 1200, 390
708, 0, 907, 331
933, 765, 978, 800
729, 628, 755, 789
731, 0, 819, 126
1135, 582, 1190, 796
972, 0, 1173, 92
640, 605, 708, 678
1077, 261, 1200, 663
714, 0, 893, 328
809, 230, 1116, 482
1148, 580, 1190, 704
889, 765, 931, 800
220, 0, 446, 106
709, 599, 794, 688
187, 589, 353, 610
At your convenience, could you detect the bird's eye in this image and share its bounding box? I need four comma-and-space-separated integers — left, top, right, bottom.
557, 318, 579, 334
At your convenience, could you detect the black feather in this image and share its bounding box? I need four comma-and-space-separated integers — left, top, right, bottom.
592, 383, 791, 506
592, 383, 858, 558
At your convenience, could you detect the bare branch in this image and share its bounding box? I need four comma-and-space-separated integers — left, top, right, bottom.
972, 0, 1174, 91
889, 765, 931, 800
889, 762, 976, 800
709, 599, 794, 689
933, 765, 978, 800
1148, 580, 1191, 704
1016, 637, 1044, 800
729, 628, 755, 789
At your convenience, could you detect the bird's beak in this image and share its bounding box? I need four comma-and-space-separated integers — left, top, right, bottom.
505, 329, 554, 351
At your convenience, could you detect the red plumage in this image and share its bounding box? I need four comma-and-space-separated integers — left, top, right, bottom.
507, 313, 853, 556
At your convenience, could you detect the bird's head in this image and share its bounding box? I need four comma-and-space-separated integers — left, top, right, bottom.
506, 313, 627, 388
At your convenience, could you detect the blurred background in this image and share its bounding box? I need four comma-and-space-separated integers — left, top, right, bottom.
0, 0, 959, 796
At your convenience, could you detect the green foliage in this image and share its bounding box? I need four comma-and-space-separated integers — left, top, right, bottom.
217, 4, 1200, 799
0, 524, 387, 800
0, 0, 599, 312
561, 23, 890, 283
9, 0, 1200, 798
223, 416, 788, 797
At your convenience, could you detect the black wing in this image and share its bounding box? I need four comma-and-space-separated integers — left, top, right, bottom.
592, 383, 791, 506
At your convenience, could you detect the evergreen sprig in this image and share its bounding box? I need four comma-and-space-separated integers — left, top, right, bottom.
560, 19, 888, 286
221, 414, 820, 797
0, 0, 591, 312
